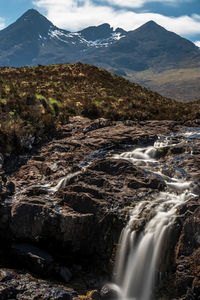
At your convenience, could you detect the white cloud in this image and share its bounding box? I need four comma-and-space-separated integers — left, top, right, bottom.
106, 0, 191, 9
195, 41, 200, 47
33, 0, 200, 38
0, 17, 5, 30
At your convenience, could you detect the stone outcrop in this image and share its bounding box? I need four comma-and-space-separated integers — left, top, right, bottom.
0, 269, 75, 300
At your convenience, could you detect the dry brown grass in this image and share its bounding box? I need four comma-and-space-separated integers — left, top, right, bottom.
0, 62, 199, 154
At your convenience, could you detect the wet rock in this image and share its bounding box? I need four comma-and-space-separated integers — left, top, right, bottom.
162, 199, 200, 300
0, 269, 74, 300
19, 135, 35, 150
1, 117, 200, 299
25, 185, 48, 196
83, 119, 112, 134
100, 284, 121, 300
0, 153, 4, 169
0, 283, 17, 299
127, 177, 165, 190
177, 209, 200, 256
10, 201, 96, 255
11, 243, 54, 276
58, 266, 72, 283
147, 177, 166, 190
89, 158, 141, 177
0, 202, 11, 240
6, 181, 15, 195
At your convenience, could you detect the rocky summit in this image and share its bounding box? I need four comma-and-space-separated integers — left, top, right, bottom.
1, 115, 200, 299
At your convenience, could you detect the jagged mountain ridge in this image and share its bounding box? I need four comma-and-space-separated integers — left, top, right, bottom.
0, 9, 198, 69
88, 20, 199, 71
0, 9, 127, 67
0, 9, 200, 101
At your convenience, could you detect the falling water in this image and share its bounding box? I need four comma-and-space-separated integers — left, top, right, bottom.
49, 171, 81, 193
112, 131, 199, 300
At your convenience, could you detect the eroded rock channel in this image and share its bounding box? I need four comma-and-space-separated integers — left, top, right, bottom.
0, 117, 200, 300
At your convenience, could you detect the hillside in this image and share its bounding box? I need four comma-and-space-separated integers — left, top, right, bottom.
0, 63, 199, 155
125, 66, 200, 102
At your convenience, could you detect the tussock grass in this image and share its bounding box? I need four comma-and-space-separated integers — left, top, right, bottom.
0, 62, 199, 154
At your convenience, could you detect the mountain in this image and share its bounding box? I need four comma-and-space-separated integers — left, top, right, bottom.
86, 20, 199, 71
0, 9, 200, 101
0, 9, 126, 67
78, 23, 127, 42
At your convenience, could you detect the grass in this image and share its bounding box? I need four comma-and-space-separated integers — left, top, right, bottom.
0, 62, 199, 154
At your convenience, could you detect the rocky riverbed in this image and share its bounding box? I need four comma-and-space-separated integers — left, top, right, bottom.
0, 116, 200, 300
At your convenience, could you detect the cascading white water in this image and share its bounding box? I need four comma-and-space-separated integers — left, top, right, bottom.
112, 133, 199, 300
49, 171, 81, 193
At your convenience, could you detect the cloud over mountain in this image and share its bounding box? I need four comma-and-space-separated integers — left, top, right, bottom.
33, 0, 200, 39
106, 0, 193, 9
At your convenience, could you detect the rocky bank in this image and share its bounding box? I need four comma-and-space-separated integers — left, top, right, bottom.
0, 116, 200, 299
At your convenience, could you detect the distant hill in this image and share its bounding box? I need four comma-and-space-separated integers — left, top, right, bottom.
0, 10, 200, 101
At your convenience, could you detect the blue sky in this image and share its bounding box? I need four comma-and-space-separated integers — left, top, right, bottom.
0, 0, 200, 45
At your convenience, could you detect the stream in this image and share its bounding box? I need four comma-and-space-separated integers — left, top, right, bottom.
110, 128, 200, 300
10, 126, 200, 299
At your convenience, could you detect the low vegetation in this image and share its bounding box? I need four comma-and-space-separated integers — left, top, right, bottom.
0, 62, 199, 154
126, 66, 200, 102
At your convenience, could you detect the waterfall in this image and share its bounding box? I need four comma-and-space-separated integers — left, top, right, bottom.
112, 133, 199, 300
49, 171, 81, 193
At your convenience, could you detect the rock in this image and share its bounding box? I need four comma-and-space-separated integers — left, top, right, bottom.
11, 243, 54, 276
83, 119, 112, 134
19, 135, 35, 150
10, 200, 96, 255
58, 266, 72, 283
89, 158, 141, 176
0, 202, 11, 240
0, 269, 74, 300
147, 177, 166, 190
25, 185, 48, 196
1, 117, 200, 299
6, 181, 15, 195
0, 284, 17, 299
0, 153, 4, 169
100, 284, 121, 300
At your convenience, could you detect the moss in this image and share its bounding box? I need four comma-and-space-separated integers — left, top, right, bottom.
35, 94, 46, 100
48, 97, 61, 111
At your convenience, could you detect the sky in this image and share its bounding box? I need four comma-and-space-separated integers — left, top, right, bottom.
0, 0, 200, 46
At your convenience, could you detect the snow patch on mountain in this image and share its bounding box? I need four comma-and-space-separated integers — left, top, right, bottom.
194, 40, 200, 48
82, 32, 126, 47
47, 28, 126, 48
48, 29, 74, 44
